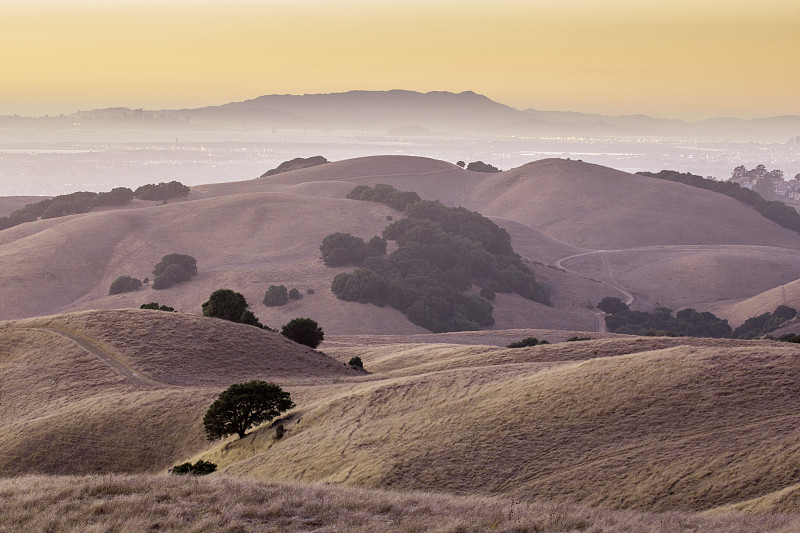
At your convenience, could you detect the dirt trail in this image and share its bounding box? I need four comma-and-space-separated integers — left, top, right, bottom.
35, 327, 163, 388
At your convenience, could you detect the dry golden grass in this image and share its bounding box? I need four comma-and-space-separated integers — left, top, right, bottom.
1, 474, 798, 533
0, 309, 354, 475
205, 336, 800, 513
5, 306, 800, 517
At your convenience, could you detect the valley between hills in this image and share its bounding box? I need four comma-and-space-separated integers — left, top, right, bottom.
3, 155, 800, 531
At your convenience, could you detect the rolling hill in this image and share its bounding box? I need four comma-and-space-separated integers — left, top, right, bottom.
2, 155, 800, 333
0, 309, 354, 475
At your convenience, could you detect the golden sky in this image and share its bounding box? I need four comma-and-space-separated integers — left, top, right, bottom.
1, 0, 798, 119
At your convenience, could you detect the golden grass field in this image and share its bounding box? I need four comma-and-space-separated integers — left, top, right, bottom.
2, 307, 800, 528
3, 474, 800, 533
2, 155, 800, 330
4, 310, 800, 515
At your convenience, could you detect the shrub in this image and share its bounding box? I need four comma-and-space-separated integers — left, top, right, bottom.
108, 275, 142, 295
567, 336, 592, 342
281, 318, 324, 348
347, 356, 364, 370
140, 302, 175, 312
169, 460, 217, 476
264, 285, 289, 307
288, 288, 302, 300
507, 337, 539, 348
203, 381, 294, 440
480, 287, 496, 300
306, 288, 315, 295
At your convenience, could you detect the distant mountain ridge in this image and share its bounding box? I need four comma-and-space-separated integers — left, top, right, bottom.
1, 90, 798, 140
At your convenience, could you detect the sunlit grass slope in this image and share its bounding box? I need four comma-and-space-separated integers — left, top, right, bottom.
0, 309, 354, 475
214, 336, 800, 512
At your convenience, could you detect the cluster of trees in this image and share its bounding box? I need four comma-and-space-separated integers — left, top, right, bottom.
346, 183, 422, 211
263, 285, 304, 306
108, 275, 142, 295
202, 288, 324, 348
0, 181, 191, 231
637, 170, 800, 234
325, 191, 549, 332
599, 297, 732, 337
152, 254, 197, 290
598, 297, 798, 339
731, 305, 797, 338
319, 232, 386, 267
133, 181, 190, 201
465, 161, 500, 173
730, 164, 788, 183
260, 156, 328, 177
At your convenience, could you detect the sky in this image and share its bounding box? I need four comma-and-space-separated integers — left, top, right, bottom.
1, 0, 798, 119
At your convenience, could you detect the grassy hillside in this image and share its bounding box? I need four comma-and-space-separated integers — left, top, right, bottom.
2, 155, 800, 333
2, 474, 797, 533
472, 159, 800, 250
0, 310, 354, 475
208, 336, 800, 512
5, 308, 800, 517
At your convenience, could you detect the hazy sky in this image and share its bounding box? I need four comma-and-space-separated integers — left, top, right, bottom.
2, 0, 798, 119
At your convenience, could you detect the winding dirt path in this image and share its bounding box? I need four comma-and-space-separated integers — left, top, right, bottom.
35, 327, 163, 387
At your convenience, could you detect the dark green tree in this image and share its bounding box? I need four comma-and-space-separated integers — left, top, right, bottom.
281, 317, 325, 348
108, 275, 142, 295
152, 253, 197, 290
169, 460, 217, 476
203, 381, 294, 440
263, 285, 289, 307
202, 289, 250, 322
140, 302, 175, 312
597, 296, 629, 314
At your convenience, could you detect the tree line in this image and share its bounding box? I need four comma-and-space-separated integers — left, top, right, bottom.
0, 181, 190, 231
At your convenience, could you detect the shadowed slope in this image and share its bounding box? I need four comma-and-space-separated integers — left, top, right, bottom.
0, 310, 354, 475
711, 280, 800, 328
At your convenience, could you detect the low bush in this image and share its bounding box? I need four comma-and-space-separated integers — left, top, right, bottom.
507, 337, 540, 348
140, 302, 176, 312
169, 460, 217, 476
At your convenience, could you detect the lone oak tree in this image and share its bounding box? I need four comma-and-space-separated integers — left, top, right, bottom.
203, 381, 294, 440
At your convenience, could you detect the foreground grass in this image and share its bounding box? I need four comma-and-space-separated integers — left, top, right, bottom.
2, 474, 799, 533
